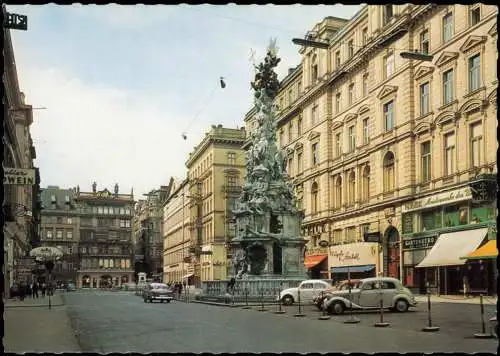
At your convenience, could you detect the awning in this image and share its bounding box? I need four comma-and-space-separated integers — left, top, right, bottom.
416, 228, 488, 268
304, 255, 327, 269
183, 273, 194, 279
331, 264, 375, 274
461, 240, 498, 260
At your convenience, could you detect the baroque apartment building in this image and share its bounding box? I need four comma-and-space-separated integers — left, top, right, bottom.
39, 186, 79, 285
162, 178, 191, 284
74, 183, 135, 288
184, 125, 247, 284
244, 4, 497, 294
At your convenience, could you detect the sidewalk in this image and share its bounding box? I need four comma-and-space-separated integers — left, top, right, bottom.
415, 294, 498, 305
3, 294, 81, 353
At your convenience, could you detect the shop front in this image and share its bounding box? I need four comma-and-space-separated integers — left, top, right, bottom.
303, 246, 329, 279
328, 242, 380, 284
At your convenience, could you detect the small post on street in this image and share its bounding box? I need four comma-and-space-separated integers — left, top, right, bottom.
231, 287, 235, 306
242, 288, 251, 309
293, 287, 305, 317
258, 289, 267, 312
274, 285, 285, 314
374, 283, 389, 327
318, 291, 331, 320
344, 267, 360, 324
422, 290, 439, 332
474, 294, 494, 339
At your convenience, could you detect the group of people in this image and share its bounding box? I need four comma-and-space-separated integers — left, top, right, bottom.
167, 282, 186, 298
10, 280, 52, 300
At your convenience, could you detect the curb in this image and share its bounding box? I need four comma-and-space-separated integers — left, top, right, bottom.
190, 300, 278, 308
4, 303, 65, 309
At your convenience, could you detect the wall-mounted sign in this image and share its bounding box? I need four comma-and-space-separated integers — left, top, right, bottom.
402, 235, 437, 250
328, 243, 378, 268
402, 187, 472, 213
306, 247, 328, 256
4, 12, 28, 31
364, 232, 381, 243
401, 214, 414, 234
4, 168, 35, 185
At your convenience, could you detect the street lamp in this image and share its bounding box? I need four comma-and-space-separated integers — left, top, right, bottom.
400, 50, 434, 61
29, 246, 63, 309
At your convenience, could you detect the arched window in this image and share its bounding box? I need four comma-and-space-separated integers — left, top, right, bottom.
348, 171, 356, 204
362, 165, 370, 201
311, 182, 319, 214
334, 176, 343, 208
383, 152, 395, 192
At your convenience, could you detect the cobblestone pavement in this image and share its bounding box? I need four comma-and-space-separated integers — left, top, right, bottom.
4, 293, 80, 353
63, 290, 497, 353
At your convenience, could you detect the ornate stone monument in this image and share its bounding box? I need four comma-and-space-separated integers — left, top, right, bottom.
230, 38, 307, 280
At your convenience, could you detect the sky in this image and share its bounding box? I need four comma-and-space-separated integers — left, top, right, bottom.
8, 4, 362, 198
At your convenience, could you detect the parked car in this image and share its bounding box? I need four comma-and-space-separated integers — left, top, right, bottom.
323, 277, 417, 315
278, 279, 332, 306
66, 282, 77, 291
143, 283, 174, 303
313, 279, 361, 310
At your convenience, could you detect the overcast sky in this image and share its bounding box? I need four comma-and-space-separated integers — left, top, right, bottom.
9, 4, 362, 198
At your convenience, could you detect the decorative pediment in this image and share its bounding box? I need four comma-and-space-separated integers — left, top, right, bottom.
434, 111, 458, 127
413, 121, 433, 136
307, 131, 320, 141
294, 141, 303, 151
377, 85, 398, 100
459, 98, 487, 115
434, 51, 459, 67
488, 23, 497, 37
286, 147, 294, 156
343, 113, 357, 123
459, 35, 487, 53
414, 66, 435, 80
332, 120, 343, 130
357, 104, 370, 116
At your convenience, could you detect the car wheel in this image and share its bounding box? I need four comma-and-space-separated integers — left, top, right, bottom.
282, 295, 294, 306
394, 299, 409, 312
328, 301, 345, 315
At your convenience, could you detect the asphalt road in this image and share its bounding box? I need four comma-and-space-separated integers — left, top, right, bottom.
63, 290, 497, 353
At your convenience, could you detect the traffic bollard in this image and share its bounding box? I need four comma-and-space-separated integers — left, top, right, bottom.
318, 291, 330, 320
474, 294, 494, 339
374, 289, 389, 327
422, 292, 439, 332
293, 288, 305, 317
258, 289, 267, 312
242, 288, 251, 309
274, 286, 286, 314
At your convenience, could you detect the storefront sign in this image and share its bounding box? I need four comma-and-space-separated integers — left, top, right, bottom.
306, 247, 328, 256
402, 187, 472, 213
402, 236, 437, 250
328, 243, 378, 268
3, 168, 35, 185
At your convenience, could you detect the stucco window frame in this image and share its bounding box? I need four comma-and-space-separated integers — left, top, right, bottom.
441, 11, 454, 44
465, 113, 485, 171
441, 129, 456, 182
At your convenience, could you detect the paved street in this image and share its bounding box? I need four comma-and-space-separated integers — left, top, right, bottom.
61, 290, 497, 353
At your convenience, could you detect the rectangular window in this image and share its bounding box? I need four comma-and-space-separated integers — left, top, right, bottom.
362, 74, 368, 96
383, 5, 393, 25
312, 103, 318, 123
227, 152, 236, 165
297, 152, 303, 173
98, 206, 103, 214
297, 80, 302, 94
421, 141, 431, 182
348, 39, 354, 58
67, 230, 73, 239
348, 84, 354, 105
470, 123, 483, 167
362, 27, 368, 45
470, 5, 481, 26
288, 89, 293, 104
346, 226, 357, 242
335, 93, 341, 113
444, 133, 455, 176
420, 29, 429, 54
348, 125, 356, 152
119, 208, 125, 215
443, 69, 454, 105
287, 157, 293, 176
383, 100, 394, 131
420, 82, 430, 115
56, 230, 63, 239
443, 13, 453, 43
384, 53, 395, 78
46, 230, 53, 239
362, 118, 369, 145
312, 143, 319, 165
297, 118, 302, 135
335, 133, 342, 157
335, 51, 341, 68
469, 54, 481, 92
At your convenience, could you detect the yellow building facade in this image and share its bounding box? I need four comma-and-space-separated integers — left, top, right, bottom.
244, 4, 497, 288
185, 125, 246, 284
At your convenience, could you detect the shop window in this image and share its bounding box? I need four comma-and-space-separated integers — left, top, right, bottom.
421, 209, 441, 231
425, 268, 436, 287
443, 205, 468, 227
471, 206, 495, 223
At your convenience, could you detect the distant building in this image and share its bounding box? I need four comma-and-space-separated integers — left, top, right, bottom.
74, 182, 135, 288
185, 125, 246, 283
39, 186, 79, 285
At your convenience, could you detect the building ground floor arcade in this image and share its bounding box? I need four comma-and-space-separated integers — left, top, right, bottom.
76, 271, 134, 289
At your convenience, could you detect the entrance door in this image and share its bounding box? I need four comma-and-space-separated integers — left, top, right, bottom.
385, 226, 400, 279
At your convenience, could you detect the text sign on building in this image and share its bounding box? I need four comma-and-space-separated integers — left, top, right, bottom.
328, 243, 378, 268
3, 168, 35, 185
401, 187, 472, 213
306, 247, 328, 256
4, 12, 28, 30
402, 236, 437, 250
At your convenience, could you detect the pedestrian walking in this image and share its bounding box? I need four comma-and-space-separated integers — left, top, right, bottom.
178, 282, 183, 299
19, 281, 27, 301
33, 282, 39, 298
41, 282, 47, 297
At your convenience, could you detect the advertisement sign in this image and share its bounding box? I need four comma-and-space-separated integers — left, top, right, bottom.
328, 243, 378, 268
402, 236, 438, 250
402, 187, 472, 213
3, 168, 35, 185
